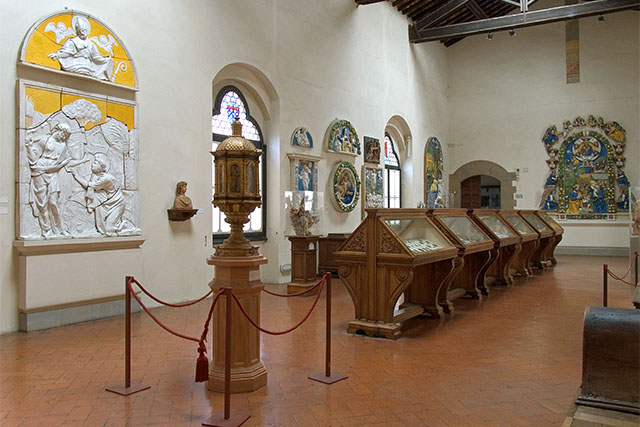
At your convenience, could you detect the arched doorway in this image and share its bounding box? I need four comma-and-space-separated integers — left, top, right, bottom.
460, 175, 501, 209
450, 160, 516, 209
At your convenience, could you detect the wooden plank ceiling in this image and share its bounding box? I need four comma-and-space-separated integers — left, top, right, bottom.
354, 0, 640, 47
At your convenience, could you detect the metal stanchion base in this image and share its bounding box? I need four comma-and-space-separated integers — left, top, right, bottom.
201, 412, 250, 427
308, 372, 348, 385
105, 383, 150, 396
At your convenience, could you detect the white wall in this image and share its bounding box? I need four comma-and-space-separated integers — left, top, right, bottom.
0, 0, 449, 333
447, 1, 639, 210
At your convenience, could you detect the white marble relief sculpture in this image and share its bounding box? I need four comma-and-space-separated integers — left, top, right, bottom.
287, 154, 320, 193
48, 16, 114, 81
70, 155, 127, 236
291, 127, 313, 148
25, 123, 73, 238
18, 82, 140, 240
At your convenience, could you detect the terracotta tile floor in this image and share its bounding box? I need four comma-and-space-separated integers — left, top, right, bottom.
0, 255, 637, 426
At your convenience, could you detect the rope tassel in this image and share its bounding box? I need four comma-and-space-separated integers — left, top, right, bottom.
195, 341, 209, 382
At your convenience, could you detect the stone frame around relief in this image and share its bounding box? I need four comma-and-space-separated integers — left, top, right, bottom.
287, 153, 320, 192
291, 126, 313, 149
363, 136, 380, 165
361, 165, 383, 218
17, 79, 140, 240
326, 119, 361, 156
332, 161, 360, 213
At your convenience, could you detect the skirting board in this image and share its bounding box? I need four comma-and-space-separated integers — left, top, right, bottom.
19, 296, 141, 332
555, 246, 628, 257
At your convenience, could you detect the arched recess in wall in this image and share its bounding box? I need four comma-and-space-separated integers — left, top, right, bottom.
211, 63, 279, 241
384, 115, 412, 208
449, 160, 516, 209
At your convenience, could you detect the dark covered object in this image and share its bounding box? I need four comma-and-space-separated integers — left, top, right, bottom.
576, 306, 640, 414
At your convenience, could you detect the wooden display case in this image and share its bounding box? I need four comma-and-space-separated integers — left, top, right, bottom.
318, 233, 349, 276
430, 209, 494, 312
287, 235, 320, 295
500, 210, 540, 277
535, 211, 564, 267
468, 209, 522, 287
519, 210, 554, 270
335, 208, 457, 339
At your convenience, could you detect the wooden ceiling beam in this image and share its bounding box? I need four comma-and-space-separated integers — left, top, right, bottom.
467, 0, 489, 18
413, 0, 471, 29
410, 0, 639, 43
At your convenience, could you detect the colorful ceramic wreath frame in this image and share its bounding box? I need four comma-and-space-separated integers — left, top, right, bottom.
332, 161, 360, 212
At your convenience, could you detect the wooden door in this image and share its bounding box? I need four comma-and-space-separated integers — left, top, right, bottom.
461, 175, 482, 208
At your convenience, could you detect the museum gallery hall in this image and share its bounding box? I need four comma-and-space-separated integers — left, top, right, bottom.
0, 0, 638, 426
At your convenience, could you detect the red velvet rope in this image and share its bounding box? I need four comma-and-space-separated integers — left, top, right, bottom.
127, 281, 222, 343
262, 279, 324, 297
605, 253, 638, 287
131, 277, 213, 308
606, 270, 637, 287
231, 277, 326, 335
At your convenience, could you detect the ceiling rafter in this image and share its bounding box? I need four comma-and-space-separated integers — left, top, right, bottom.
413, 0, 471, 29
467, 0, 489, 18
409, 0, 639, 43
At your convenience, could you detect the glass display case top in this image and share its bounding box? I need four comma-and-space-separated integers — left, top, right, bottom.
503, 214, 537, 235
537, 212, 563, 232
439, 216, 491, 245
384, 218, 452, 254
477, 215, 516, 239
521, 213, 551, 232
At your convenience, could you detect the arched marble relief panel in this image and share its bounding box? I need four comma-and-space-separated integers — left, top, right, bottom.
424, 137, 443, 208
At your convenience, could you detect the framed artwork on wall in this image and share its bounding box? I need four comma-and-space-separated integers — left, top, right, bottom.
362, 165, 383, 218
363, 136, 380, 164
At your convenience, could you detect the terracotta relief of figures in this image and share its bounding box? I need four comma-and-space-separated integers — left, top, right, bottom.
291, 127, 313, 148
424, 137, 443, 208
287, 154, 319, 193
364, 136, 380, 164
327, 120, 361, 155
332, 161, 360, 212
540, 115, 629, 215
17, 81, 140, 240
20, 11, 136, 88
362, 165, 383, 217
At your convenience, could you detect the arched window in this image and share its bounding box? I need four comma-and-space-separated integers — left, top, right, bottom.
211, 86, 266, 242
384, 133, 401, 208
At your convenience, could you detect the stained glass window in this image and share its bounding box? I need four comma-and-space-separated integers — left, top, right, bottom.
211, 90, 260, 141
211, 86, 266, 241
384, 134, 401, 208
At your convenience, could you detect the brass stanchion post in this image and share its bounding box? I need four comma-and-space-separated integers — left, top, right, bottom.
603, 264, 608, 307
202, 288, 250, 427
308, 274, 347, 385
105, 276, 150, 396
